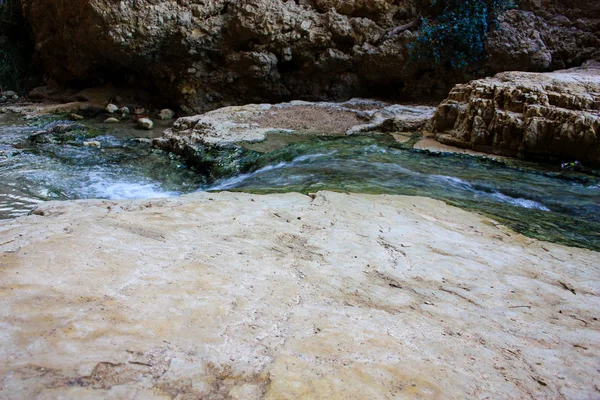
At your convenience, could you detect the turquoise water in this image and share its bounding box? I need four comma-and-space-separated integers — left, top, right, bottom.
1, 117, 599, 250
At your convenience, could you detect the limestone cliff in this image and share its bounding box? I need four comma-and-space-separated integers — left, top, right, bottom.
20, 0, 600, 112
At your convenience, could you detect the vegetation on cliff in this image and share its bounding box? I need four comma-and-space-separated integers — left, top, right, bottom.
410, 0, 515, 69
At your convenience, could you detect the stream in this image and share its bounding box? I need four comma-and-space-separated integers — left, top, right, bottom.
1, 114, 599, 251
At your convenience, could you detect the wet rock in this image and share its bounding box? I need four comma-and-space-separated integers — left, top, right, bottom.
27, 121, 90, 144
45, 121, 83, 134
104, 117, 119, 123
158, 108, 175, 120
137, 118, 153, 130
432, 63, 600, 165
131, 137, 153, 145
561, 160, 586, 172
0, 93, 16, 103
106, 103, 118, 113
119, 106, 130, 115
28, 130, 53, 144
83, 140, 101, 148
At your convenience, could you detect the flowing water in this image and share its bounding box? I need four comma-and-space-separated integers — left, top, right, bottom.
1, 115, 599, 251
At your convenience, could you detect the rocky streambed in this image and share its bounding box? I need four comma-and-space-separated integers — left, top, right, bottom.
1, 100, 600, 251
1, 72, 600, 398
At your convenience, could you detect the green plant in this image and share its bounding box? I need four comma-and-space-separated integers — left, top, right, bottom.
409, 0, 515, 69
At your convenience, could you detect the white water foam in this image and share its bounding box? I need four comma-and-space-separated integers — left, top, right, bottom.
86, 180, 177, 200
75, 171, 179, 200
488, 192, 550, 211
432, 175, 550, 211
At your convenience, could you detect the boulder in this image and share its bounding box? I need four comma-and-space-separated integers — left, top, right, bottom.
136, 117, 154, 130
105, 103, 118, 113
432, 63, 600, 165
104, 117, 119, 123
158, 108, 175, 120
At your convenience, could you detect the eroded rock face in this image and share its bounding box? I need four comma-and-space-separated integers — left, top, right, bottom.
21, 0, 600, 112
487, 1, 600, 73
1, 191, 599, 398
432, 63, 600, 165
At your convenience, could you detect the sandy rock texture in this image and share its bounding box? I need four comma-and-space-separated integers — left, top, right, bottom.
155, 99, 434, 149
1, 191, 599, 399
21, 0, 600, 112
432, 63, 600, 165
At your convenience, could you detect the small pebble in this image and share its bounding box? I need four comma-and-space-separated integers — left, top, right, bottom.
158, 108, 175, 120
83, 140, 101, 148
106, 103, 118, 113
137, 117, 154, 130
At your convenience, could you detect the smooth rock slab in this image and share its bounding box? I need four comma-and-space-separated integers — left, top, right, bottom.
0, 191, 599, 399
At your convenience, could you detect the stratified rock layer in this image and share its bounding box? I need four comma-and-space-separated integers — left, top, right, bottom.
1, 191, 599, 398
432, 63, 600, 164
21, 0, 600, 111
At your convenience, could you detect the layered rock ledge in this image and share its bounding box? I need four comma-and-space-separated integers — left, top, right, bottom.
432, 63, 600, 165
1, 191, 599, 398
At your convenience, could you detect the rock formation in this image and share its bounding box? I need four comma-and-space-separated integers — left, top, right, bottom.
487, 1, 600, 73
432, 62, 600, 165
152, 99, 434, 177
1, 191, 599, 398
20, 0, 600, 112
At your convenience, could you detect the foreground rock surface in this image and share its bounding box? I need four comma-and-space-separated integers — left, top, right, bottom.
1, 191, 599, 399
432, 63, 600, 165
